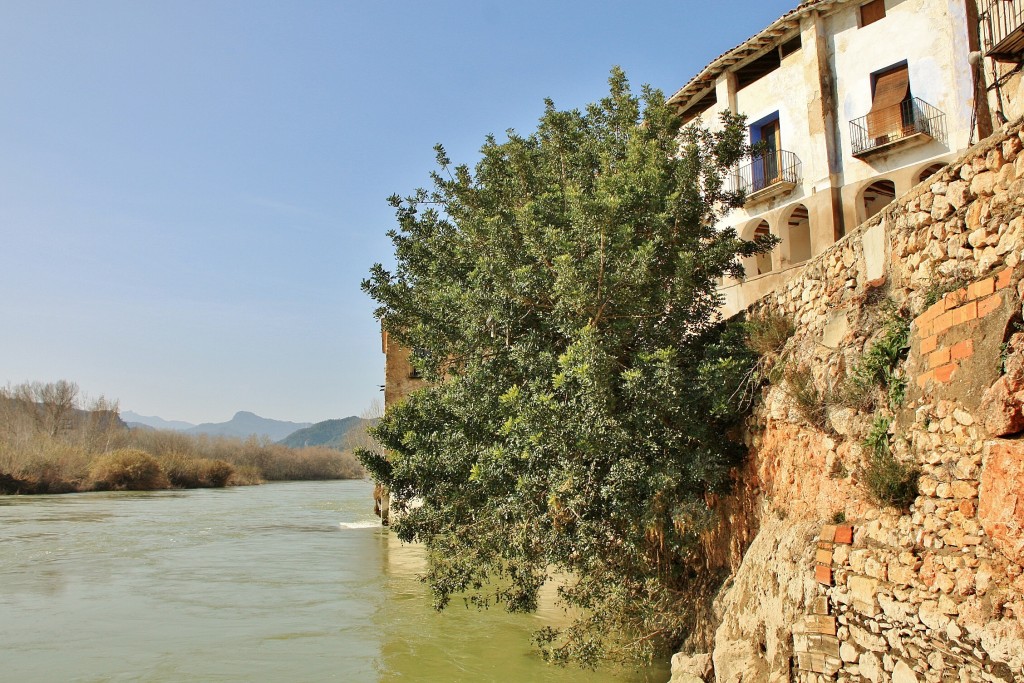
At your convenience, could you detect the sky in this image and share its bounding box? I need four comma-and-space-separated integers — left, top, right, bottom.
0, 0, 799, 425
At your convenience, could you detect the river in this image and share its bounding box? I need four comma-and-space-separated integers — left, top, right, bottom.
0, 480, 669, 682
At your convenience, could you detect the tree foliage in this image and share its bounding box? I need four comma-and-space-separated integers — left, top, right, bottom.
360, 69, 774, 665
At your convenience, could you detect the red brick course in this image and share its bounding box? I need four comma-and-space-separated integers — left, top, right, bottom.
914, 269, 1014, 393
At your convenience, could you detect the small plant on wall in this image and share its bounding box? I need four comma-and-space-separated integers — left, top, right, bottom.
861, 416, 919, 508
840, 301, 911, 411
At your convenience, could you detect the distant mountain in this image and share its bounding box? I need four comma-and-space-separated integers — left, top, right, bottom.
122, 411, 196, 432
278, 416, 368, 449
186, 411, 312, 441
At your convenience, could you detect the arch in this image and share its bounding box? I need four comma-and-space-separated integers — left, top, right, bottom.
861, 179, 896, 222
917, 163, 945, 185
785, 204, 812, 265
754, 220, 774, 275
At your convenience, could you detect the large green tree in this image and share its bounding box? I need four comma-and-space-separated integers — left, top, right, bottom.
361, 69, 774, 665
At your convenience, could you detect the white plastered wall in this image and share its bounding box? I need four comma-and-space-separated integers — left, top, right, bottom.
828, 0, 976, 228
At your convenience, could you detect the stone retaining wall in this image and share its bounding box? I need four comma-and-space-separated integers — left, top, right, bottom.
687, 121, 1024, 682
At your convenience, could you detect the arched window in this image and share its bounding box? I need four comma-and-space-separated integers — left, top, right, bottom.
787, 205, 812, 264
918, 163, 945, 185
754, 221, 774, 275
862, 180, 896, 222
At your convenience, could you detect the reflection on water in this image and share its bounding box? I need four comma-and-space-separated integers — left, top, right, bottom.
0, 481, 668, 682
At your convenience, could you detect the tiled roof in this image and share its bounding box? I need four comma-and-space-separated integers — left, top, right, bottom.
666, 0, 845, 111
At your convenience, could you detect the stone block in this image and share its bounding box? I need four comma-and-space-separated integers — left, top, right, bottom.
860, 651, 883, 683
670, 652, 712, 683
805, 614, 837, 635
849, 575, 879, 616
807, 634, 841, 658
947, 181, 970, 209
893, 660, 920, 683
863, 222, 887, 288
810, 595, 830, 615
971, 171, 996, 196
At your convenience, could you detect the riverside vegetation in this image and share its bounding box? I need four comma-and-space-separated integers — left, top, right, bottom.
0, 380, 366, 494
360, 69, 778, 666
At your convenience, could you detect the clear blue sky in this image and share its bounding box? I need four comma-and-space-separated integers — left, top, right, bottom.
0, 0, 797, 424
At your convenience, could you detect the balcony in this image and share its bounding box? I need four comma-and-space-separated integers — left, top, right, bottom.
850, 98, 946, 158
982, 0, 1024, 61
725, 149, 802, 204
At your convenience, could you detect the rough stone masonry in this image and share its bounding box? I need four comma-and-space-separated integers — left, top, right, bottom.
672, 120, 1024, 682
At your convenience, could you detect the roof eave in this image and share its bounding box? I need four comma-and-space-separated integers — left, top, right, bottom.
667, 0, 843, 111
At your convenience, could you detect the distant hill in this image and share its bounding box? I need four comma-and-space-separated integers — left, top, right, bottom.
122, 411, 196, 432
186, 411, 312, 441
278, 416, 368, 449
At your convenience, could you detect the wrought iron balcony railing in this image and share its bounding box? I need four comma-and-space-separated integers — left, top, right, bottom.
981, 0, 1024, 60
849, 97, 946, 158
725, 149, 801, 201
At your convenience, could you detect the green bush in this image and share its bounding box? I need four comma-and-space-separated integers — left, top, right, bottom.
862, 417, 918, 508
88, 448, 169, 491
841, 303, 910, 411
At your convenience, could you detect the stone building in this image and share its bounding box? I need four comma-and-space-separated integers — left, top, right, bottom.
668, 0, 1022, 317
375, 328, 425, 524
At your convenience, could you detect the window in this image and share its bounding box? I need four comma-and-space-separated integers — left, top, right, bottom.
754, 221, 774, 275
748, 112, 782, 190
860, 0, 885, 27
866, 63, 910, 140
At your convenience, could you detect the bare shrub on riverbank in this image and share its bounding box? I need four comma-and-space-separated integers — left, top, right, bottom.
125, 431, 365, 482
88, 449, 170, 491
161, 453, 235, 488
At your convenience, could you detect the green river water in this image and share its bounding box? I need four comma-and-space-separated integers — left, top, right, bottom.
0, 479, 670, 682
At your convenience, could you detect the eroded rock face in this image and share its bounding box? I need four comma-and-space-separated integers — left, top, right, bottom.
712, 515, 817, 683
673, 123, 1024, 683
980, 440, 1024, 565
980, 375, 1024, 436
980, 332, 1024, 437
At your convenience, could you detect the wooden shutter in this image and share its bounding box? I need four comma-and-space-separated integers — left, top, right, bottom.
860, 0, 886, 27
866, 66, 909, 140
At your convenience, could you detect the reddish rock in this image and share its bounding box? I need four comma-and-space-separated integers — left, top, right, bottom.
980, 440, 1024, 564
980, 377, 1024, 436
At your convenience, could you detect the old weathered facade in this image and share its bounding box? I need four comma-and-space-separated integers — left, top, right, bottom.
669, 0, 1022, 318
